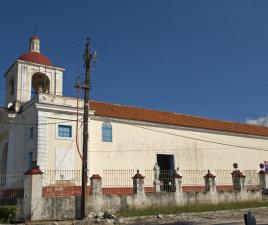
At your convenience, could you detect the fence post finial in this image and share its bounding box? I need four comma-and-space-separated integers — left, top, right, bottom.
231, 163, 246, 191
204, 170, 216, 192
258, 163, 268, 192
132, 169, 145, 195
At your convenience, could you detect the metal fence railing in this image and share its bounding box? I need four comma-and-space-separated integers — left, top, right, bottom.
102, 169, 134, 187
181, 170, 207, 186
42, 170, 82, 197
159, 170, 176, 192
42, 170, 82, 186
102, 169, 135, 194
214, 170, 233, 185
0, 172, 24, 199
144, 169, 154, 188
0, 169, 261, 197
244, 170, 260, 190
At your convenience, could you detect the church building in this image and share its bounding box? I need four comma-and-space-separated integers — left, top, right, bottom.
1, 36, 268, 178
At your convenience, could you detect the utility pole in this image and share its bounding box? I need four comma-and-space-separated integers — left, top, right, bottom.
75, 38, 96, 219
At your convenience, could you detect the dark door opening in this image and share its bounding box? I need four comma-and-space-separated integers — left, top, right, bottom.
157, 154, 175, 192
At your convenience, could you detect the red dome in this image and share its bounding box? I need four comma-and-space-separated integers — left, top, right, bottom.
30, 35, 40, 41
18, 52, 52, 66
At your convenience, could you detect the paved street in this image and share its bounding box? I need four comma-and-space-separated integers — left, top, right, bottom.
128, 217, 268, 225
161, 220, 268, 225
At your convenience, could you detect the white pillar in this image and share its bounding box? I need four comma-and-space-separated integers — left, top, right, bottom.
90, 174, 102, 195
174, 172, 183, 193
23, 166, 43, 221
204, 170, 216, 192
133, 170, 145, 196
153, 162, 161, 192
36, 111, 48, 171
231, 163, 246, 191
258, 163, 268, 191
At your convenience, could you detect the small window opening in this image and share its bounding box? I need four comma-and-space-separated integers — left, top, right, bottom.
102, 122, 112, 142
58, 125, 72, 138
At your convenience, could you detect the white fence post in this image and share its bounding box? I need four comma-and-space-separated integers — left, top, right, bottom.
231, 163, 246, 191
132, 170, 145, 195
204, 170, 216, 192
153, 163, 161, 192
174, 170, 183, 193
23, 166, 43, 221
90, 174, 102, 195
258, 163, 268, 191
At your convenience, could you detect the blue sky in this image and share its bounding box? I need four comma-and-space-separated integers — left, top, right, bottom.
1, 0, 268, 122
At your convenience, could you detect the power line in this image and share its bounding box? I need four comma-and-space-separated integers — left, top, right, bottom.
130, 124, 268, 152
0, 87, 80, 94
2, 116, 268, 152
0, 118, 83, 126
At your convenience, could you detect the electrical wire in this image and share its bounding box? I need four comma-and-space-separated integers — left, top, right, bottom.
31, 123, 83, 217
130, 124, 268, 152
2, 116, 268, 152
0, 118, 83, 126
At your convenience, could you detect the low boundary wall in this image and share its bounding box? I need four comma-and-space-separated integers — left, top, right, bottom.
21, 189, 262, 221
7, 165, 268, 221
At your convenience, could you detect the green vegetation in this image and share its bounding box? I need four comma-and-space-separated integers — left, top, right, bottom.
0, 206, 17, 222
117, 201, 268, 217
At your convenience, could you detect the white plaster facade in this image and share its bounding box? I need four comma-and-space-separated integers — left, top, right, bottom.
1, 36, 268, 178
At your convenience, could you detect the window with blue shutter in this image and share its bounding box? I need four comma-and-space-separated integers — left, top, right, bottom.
58, 125, 72, 138
102, 122, 112, 142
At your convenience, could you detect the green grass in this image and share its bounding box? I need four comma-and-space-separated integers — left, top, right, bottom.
116, 201, 268, 217
0, 206, 17, 222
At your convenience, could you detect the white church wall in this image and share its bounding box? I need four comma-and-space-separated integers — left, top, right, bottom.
3, 92, 268, 177
88, 117, 268, 176
45, 115, 83, 172
0, 104, 38, 174
4, 63, 18, 107
11, 107, 38, 173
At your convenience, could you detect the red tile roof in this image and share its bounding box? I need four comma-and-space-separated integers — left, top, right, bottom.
90, 101, 268, 137
18, 52, 52, 66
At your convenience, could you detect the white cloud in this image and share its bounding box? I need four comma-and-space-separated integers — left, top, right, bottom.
246, 115, 268, 127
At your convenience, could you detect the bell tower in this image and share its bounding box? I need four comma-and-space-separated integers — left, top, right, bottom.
4, 35, 65, 112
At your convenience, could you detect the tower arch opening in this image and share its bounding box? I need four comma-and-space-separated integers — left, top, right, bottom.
31, 73, 50, 97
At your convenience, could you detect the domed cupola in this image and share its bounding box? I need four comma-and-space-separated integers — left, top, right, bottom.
4, 35, 65, 112
18, 35, 53, 66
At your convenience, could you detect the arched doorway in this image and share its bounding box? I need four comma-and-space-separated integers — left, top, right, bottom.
31, 73, 50, 97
